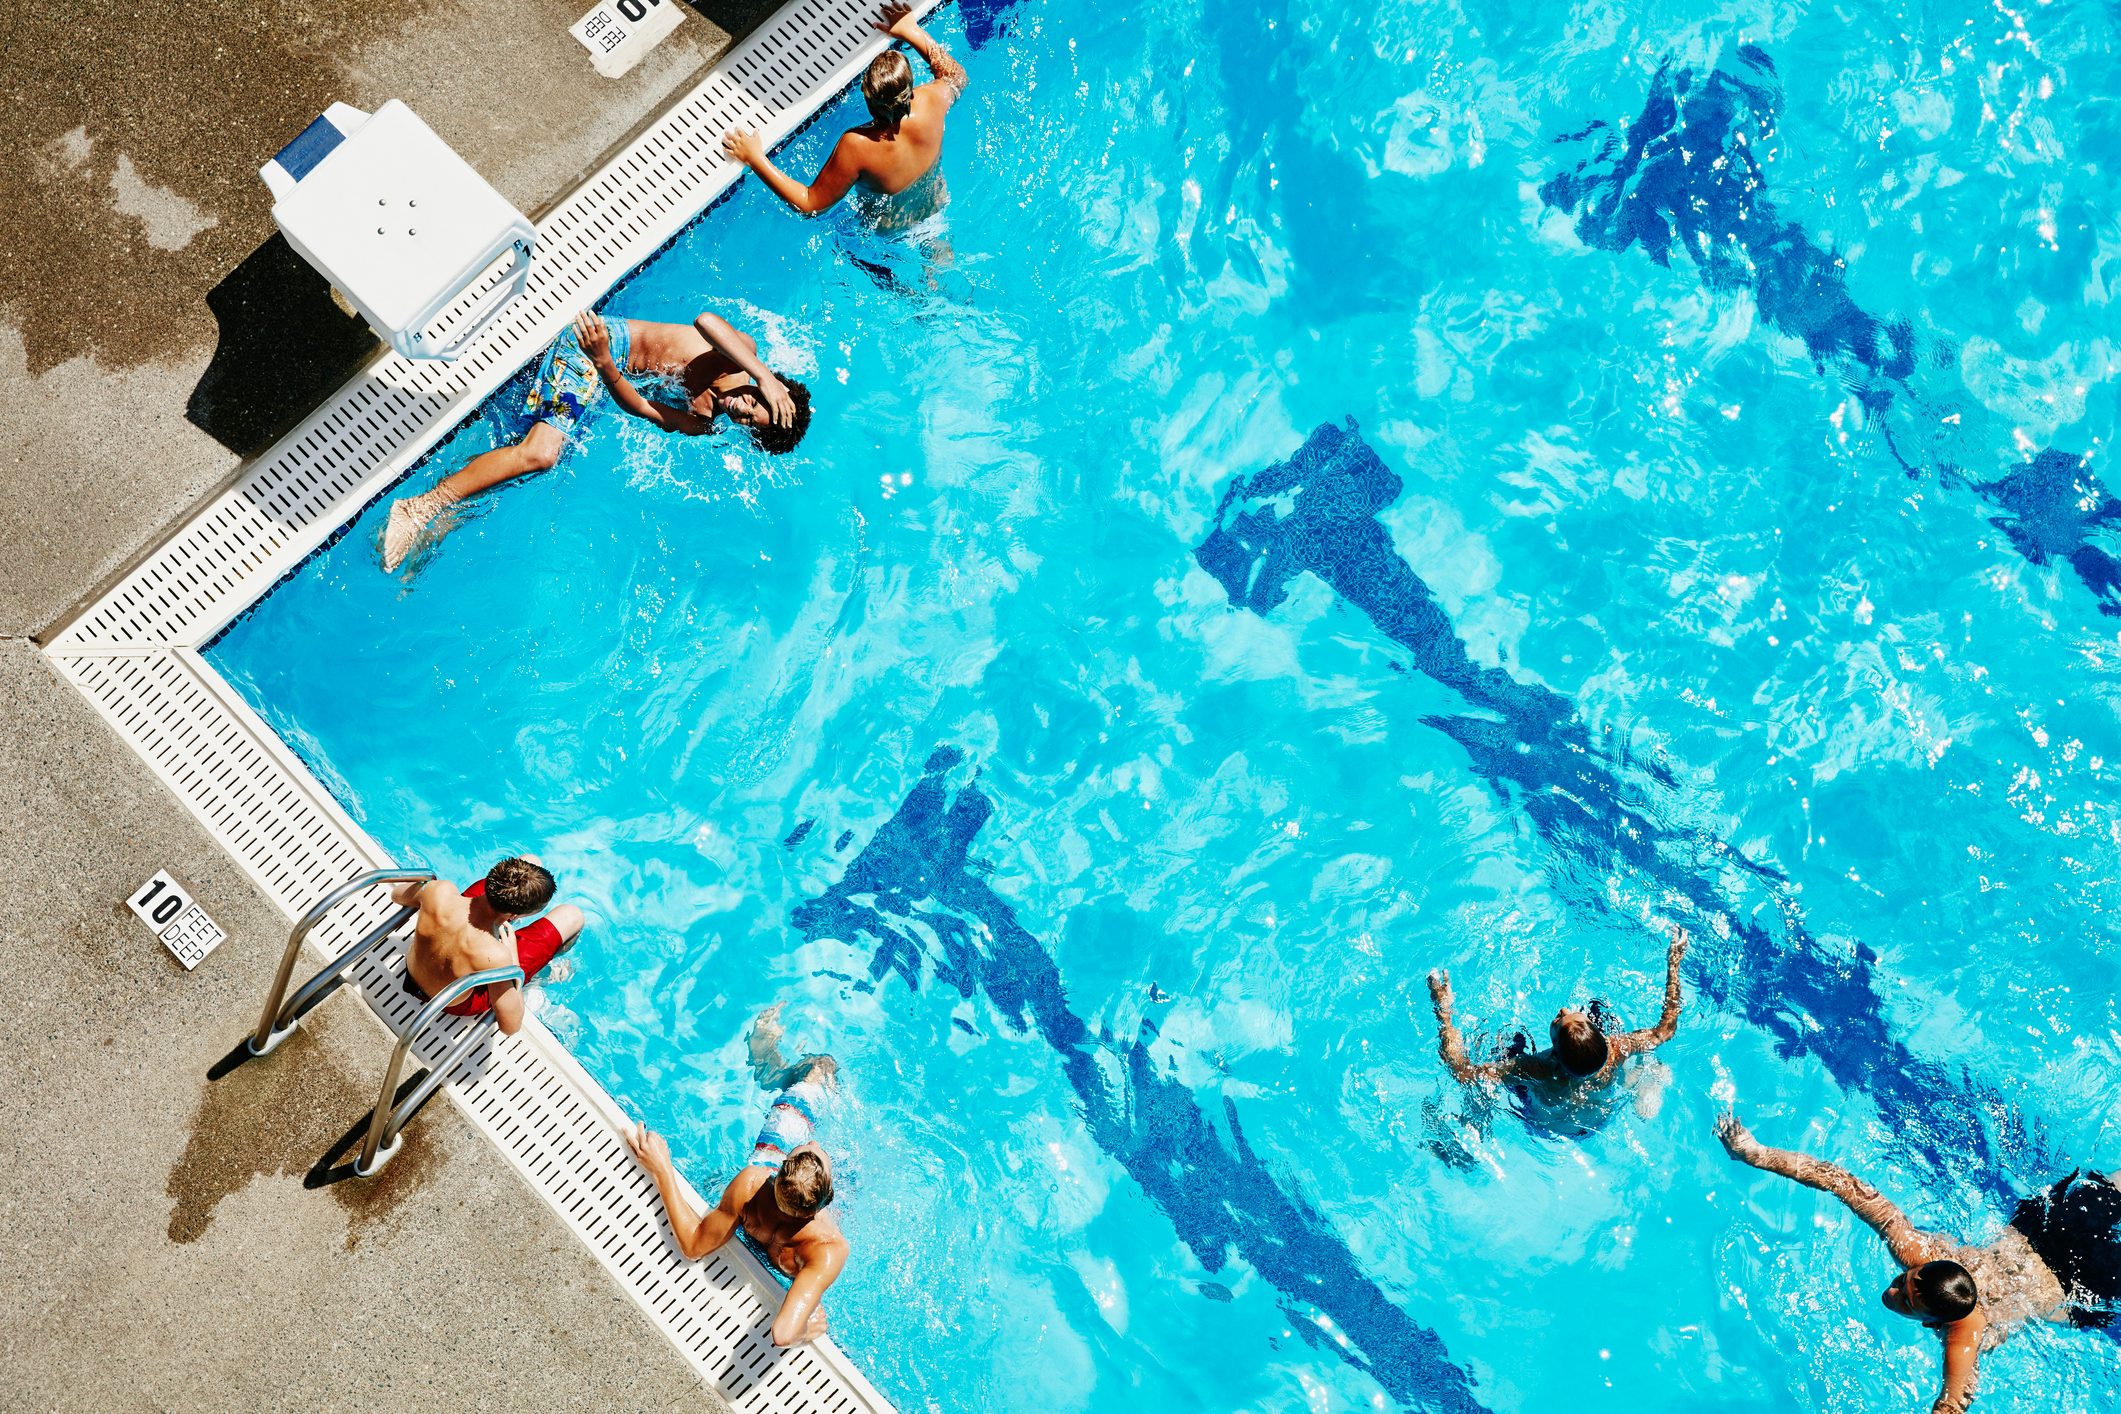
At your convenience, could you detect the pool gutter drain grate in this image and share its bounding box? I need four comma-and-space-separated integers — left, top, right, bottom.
43, 3, 934, 1408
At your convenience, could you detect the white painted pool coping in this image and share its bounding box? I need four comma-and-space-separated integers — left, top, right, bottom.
43, 3, 937, 1408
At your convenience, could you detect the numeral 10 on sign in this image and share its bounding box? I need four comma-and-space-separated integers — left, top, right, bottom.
130, 870, 193, 928
128, 870, 228, 970
570, 0, 683, 78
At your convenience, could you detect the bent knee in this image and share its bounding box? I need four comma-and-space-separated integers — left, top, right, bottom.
521, 424, 566, 470
545, 903, 586, 944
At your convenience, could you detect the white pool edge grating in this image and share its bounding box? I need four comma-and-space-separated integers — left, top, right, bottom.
43, 2, 938, 1408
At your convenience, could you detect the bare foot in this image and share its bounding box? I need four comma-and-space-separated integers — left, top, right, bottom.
381, 486, 460, 571
752, 1002, 785, 1047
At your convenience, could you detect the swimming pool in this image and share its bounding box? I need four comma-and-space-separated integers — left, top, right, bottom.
208, 0, 2121, 1408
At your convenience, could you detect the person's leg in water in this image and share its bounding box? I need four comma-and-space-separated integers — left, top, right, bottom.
533, 902, 588, 982
749, 1003, 839, 1092
382, 420, 566, 570
381, 317, 628, 571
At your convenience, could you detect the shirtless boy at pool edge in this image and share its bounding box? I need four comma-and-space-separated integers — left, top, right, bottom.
628, 1005, 849, 1346
395, 856, 585, 1035
721, 2, 966, 230
381, 307, 813, 570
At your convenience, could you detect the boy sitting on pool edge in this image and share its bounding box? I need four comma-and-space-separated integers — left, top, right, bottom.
381, 306, 814, 571
395, 855, 585, 1035
627, 1004, 849, 1347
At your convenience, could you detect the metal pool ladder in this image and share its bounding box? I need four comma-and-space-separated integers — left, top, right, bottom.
211, 867, 522, 1177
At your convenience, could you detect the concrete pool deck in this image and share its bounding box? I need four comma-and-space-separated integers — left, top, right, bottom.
1, 2, 779, 1406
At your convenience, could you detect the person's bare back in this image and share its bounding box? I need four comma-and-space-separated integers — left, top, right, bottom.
834, 87, 949, 197
730, 1151, 848, 1279
722, 3, 966, 222
395, 857, 580, 1035
404, 886, 511, 993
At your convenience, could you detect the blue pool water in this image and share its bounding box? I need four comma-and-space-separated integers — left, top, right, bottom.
211, 2, 2121, 1409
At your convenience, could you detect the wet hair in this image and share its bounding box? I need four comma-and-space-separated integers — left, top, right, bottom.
1910, 1260, 1979, 1324
863, 50, 915, 126
748, 377, 812, 456
778, 1150, 834, 1215
1552, 1012, 1610, 1077
483, 857, 556, 917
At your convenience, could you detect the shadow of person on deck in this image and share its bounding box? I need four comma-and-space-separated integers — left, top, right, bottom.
184, 234, 377, 457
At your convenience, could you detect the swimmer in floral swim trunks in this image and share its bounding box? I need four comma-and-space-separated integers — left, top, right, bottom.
628, 1005, 848, 1347
381, 307, 814, 570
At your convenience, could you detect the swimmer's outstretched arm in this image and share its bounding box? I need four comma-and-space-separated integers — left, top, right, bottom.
626, 1124, 741, 1260
1616, 925, 1688, 1059
720, 126, 864, 216
771, 1243, 846, 1347
1931, 1325, 1984, 1414
1427, 971, 1545, 1084
1715, 1115, 1943, 1267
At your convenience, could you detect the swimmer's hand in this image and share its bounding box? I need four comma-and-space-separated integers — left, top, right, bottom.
758, 371, 798, 429
625, 1122, 674, 1175
721, 126, 766, 169
1668, 923, 1689, 963
1426, 969, 1454, 1015
574, 311, 613, 367
1715, 1111, 1755, 1156
876, 2, 918, 40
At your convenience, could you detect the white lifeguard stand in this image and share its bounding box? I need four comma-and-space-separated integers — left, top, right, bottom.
262, 101, 535, 362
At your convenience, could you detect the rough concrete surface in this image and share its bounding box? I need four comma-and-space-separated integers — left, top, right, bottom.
0, 642, 718, 1412
0, 0, 782, 1407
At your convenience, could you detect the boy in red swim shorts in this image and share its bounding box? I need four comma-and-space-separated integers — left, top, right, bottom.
396, 856, 584, 1035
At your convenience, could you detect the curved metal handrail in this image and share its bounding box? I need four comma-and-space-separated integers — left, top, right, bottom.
354, 964, 522, 1176
249, 867, 434, 1056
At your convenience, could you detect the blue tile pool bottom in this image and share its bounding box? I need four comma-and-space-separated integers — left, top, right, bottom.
210, 2, 2121, 1409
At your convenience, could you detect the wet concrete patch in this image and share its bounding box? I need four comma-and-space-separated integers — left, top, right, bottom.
166, 1012, 444, 1250
1, 0, 445, 375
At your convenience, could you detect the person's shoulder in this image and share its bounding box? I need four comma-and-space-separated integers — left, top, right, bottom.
800, 1215, 850, 1259
420, 879, 465, 915
723, 1166, 774, 1206
909, 88, 954, 125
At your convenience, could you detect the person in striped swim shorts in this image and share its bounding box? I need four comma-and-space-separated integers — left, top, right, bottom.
626, 1004, 848, 1347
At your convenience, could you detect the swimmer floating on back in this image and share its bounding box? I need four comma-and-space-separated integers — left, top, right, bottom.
721, 3, 966, 231
627, 1005, 849, 1347
1717, 1114, 2121, 1413
381, 307, 813, 570
1427, 924, 1688, 1104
